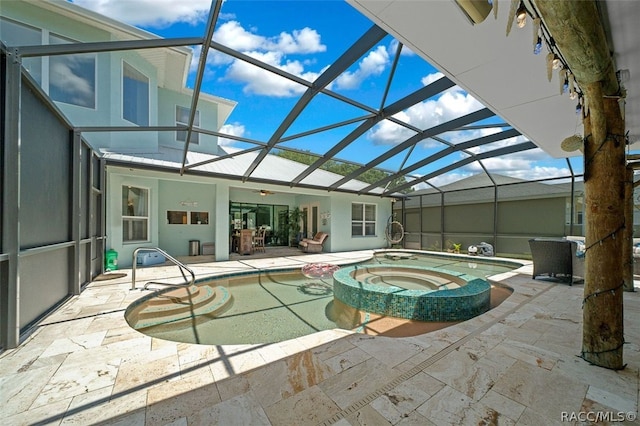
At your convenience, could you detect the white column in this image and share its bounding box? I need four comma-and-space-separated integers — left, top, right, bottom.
214, 183, 230, 261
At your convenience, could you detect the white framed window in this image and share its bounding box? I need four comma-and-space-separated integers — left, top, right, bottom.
122, 62, 149, 126
49, 33, 96, 108
352, 202, 376, 236
176, 105, 200, 144
122, 186, 149, 243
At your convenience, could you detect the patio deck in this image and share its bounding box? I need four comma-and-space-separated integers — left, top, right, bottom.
2, 250, 639, 425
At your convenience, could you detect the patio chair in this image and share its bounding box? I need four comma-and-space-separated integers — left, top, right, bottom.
299, 232, 328, 253
253, 227, 266, 253
528, 238, 581, 285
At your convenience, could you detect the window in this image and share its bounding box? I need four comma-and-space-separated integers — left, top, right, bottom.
176, 105, 200, 144
190, 211, 209, 224
49, 33, 96, 108
123, 62, 149, 126
0, 17, 42, 84
167, 210, 187, 224
352, 203, 376, 236
122, 186, 149, 242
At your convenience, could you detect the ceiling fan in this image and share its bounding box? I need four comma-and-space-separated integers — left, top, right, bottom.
255, 189, 276, 196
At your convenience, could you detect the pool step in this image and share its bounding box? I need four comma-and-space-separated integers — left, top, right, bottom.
146, 285, 211, 307
130, 285, 232, 330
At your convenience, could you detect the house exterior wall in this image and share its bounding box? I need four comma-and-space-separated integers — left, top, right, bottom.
107, 170, 160, 268
107, 167, 233, 267
106, 166, 391, 267
328, 193, 391, 251
158, 180, 216, 257
158, 88, 221, 155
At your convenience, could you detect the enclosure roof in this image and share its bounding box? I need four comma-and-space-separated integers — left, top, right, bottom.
4, 0, 637, 197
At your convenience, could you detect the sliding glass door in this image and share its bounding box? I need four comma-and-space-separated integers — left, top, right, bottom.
229, 202, 289, 246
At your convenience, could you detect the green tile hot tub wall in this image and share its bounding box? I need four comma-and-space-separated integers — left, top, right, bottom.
333, 265, 491, 321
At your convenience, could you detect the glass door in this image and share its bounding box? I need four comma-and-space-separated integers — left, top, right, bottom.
229, 202, 289, 246
300, 203, 320, 239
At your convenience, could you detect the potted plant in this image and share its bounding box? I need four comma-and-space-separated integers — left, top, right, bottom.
446, 240, 461, 254
287, 207, 303, 247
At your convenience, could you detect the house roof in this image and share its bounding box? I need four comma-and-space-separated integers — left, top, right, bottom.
404, 172, 580, 207
102, 147, 385, 196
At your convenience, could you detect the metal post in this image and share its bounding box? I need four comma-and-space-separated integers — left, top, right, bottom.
1, 48, 22, 349
71, 131, 82, 295
567, 158, 575, 235
440, 192, 445, 251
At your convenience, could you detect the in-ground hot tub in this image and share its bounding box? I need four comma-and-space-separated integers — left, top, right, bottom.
333, 264, 491, 321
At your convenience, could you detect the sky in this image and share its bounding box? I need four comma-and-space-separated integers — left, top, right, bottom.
71, 0, 583, 189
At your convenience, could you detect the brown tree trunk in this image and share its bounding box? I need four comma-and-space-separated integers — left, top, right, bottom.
582, 82, 626, 369
623, 167, 634, 292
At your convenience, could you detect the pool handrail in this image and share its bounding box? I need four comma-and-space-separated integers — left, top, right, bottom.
131, 247, 195, 290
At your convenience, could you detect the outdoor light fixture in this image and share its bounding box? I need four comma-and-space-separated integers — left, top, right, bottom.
617, 68, 631, 84
534, 36, 543, 55
492, 0, 586, 114
516, 2, 527, 28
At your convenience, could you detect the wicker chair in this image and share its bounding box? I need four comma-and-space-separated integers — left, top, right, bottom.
528, 238, 582, 285
299, 232, 328, 253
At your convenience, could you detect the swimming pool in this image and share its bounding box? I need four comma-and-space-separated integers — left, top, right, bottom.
125, 251, 519, 345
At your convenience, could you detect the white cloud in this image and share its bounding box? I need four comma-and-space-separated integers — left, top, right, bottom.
72, 0, 211, 27
368, 72, 484, 146
218, 122, 246, 146
206, 21, 328, 97
225, 50, 323, 97
463, 151, 571, 180
269, 28, 326, 54
335, 46, 389, 90
411, 157, 571, 190
423, 172, 474, 189
213, 20, 267, 51
445, 148, 570, 181
213, 21, 325, 54
49, 57, 95, 107
421, 72, 445, 86
389, 39, 415, 57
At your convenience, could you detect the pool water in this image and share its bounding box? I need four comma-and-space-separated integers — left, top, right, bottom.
126, 252, 518, 345
134, 271, 362, 345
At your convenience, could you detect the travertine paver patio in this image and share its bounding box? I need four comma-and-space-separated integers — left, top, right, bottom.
2, 250, 639, 425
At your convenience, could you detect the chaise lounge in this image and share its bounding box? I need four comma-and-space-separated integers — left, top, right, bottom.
299, 232, 328, 253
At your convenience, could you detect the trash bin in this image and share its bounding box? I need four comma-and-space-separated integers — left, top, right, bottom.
105, 249, 118, 271
189, 240, 200, 256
